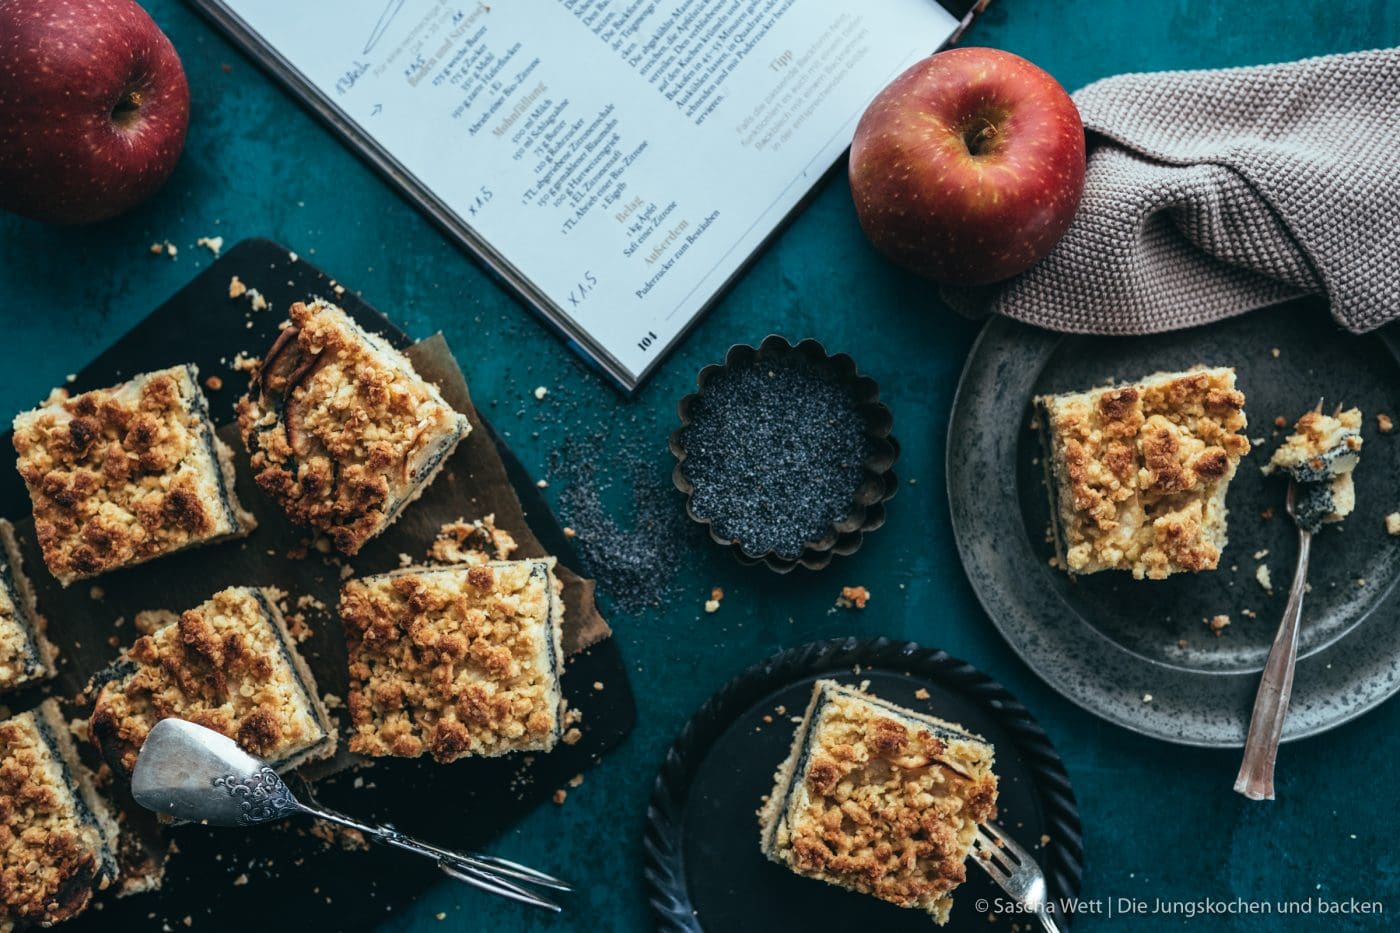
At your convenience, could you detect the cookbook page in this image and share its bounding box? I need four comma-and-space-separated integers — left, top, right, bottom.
215, 0, 958, 385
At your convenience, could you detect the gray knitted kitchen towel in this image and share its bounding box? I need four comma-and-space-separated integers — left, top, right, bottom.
943, 47, 1400, 334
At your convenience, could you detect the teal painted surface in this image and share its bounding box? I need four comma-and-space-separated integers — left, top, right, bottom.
1, 1, 1397, 929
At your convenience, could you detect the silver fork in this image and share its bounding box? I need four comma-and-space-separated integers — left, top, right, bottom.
1235, 398, 1327, 801
971, 822, 1063, 933
131, 719, 571, 911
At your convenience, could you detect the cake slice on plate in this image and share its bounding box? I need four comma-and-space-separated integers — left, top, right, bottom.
237, 299, 471, 555
1, 699, 120, 929
340, 560, 565, 763
1037, 367, 1250, 579
12, 365, 255, 586
0, 519, 56, 694
90, 586, 336, 777
758, 680, 997, 925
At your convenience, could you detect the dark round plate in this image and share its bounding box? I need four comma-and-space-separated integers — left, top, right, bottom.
643, 638, 1083, 932
948, 300, 1400, 747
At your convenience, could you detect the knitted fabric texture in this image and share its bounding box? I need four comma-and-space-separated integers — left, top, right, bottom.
943, 48, 1400, 334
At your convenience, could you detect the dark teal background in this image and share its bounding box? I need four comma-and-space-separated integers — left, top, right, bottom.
1, 1, 1397, 930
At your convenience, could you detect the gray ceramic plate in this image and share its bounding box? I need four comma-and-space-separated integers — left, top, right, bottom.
947, 300, 1400, 747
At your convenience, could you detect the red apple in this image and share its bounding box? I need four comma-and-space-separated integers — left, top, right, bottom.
850, 47, 1085, 286
0, 0, 190, 224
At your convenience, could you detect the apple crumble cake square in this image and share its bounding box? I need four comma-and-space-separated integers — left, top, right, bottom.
758, 680, 997, 925
90, 586, 336, 777
340, 560, 564, 763
1, 700, 119, 930
1038, 367, 1250, 579
236, 299, 470, 555
12, 365, 255, 586
0, 520, 56, 695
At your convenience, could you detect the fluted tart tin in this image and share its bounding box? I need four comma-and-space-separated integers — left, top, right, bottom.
669, 335, 898, 573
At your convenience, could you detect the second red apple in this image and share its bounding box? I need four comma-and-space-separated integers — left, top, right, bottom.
849, 48, 1085, 287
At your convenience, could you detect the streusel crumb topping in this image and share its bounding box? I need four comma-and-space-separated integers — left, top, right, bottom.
12, 367, 248, 584
427, 515, 518, 566
1040, 368, 1249, 579
90, 588, 329, 776
783, 691, 996, 914
0, 711, 107, 928
341, 562, 561, 763
236, 300, 469, 556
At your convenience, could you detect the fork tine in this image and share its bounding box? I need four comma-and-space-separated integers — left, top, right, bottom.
437, 860, 563, 912
979, 821, 1034, 864
464, 852, 573, 890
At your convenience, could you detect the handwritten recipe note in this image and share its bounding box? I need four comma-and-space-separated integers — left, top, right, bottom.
206, 0, 961, 388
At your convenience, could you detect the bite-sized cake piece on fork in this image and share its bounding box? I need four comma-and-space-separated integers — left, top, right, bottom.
1037, 367, 1250, 580
0, 519, 56, 694
758, 680, 998, 925
90, 587, 336, 777
12, 366, 255, 586
340, 559, 565, 763
237, 299, 471, 555
1263, 406, 1363, 528
1, 699, 120, 930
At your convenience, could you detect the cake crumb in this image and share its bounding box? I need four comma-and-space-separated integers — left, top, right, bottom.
1261, 507, 1274, 520
1141, 693, 1153, 703
247, 288, 269, 312
322, 693, 343, 709
835, 585, 870, 610
536, 479, 548, 488
1270, 347, 1281, 358
204, 375, 223, 391
533, 386, 548, 400
563, 526, 576, 538
1040, 834, 1051, 847
552, 789, 567, 805
1206, 614, 1231, 637
435, 913, 446, 921
89, 585, 105, 601
1274, 415, 1288, 428
232, 351, 260, 372
913, 688, 930, 700
567, 773, 584, 788
134, 608, 180, 636
1386, 512, 1400, 536
562, 727, 582, 746
228, 275, 247, 299
1177, 639, 1189, 649
1377, 413, 1393, 434
704, 586, 722, 613
1256, 564, 1273, 594
232, 874, 248, 886
196, 235, 223, 256
592, 681, 604, 691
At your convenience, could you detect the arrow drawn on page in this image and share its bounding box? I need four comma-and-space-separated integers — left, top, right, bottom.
363, 0, 406, 55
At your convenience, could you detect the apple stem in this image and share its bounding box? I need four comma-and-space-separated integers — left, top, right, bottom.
965, 120, 999, 157
112, 90, 144, 128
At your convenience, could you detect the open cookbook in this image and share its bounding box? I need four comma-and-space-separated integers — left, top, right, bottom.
188, 0, 987, 390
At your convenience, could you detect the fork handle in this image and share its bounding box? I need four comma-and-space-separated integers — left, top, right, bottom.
1234, 527, 1311, 800
296, 801, 566, 910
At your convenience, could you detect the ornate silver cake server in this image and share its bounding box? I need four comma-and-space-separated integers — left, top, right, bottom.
131, 718, 570, 911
